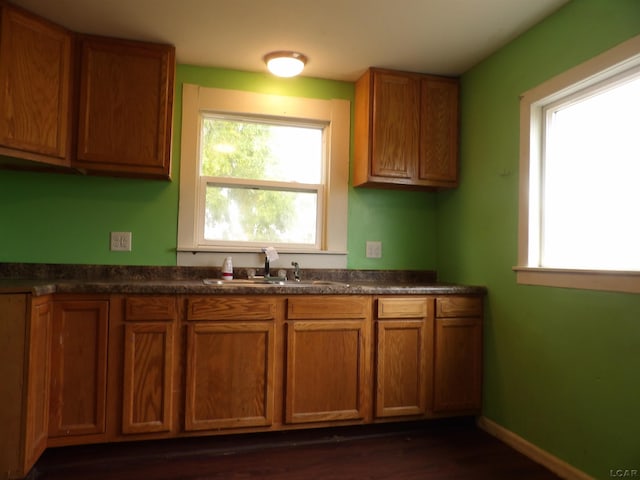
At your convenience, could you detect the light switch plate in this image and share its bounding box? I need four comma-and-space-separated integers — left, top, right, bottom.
110, 232, 132, 251
366, 241, 382, 258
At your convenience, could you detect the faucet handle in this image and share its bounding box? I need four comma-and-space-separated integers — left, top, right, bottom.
291, 261, 301, 281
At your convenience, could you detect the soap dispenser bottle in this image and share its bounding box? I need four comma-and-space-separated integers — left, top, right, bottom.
221, 256, 233, 281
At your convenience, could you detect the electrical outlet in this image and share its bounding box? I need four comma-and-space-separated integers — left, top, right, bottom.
110, 232, 132, 251
366, 241, 382, 258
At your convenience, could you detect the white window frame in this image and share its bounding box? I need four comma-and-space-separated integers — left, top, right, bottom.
177, 84, 350, 269
515, 34, 640, 294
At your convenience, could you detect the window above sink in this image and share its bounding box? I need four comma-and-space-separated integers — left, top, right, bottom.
177, 85, 350, 269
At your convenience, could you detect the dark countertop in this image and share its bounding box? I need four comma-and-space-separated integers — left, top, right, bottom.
0, 278, 486, 296
0, 264, 487, 296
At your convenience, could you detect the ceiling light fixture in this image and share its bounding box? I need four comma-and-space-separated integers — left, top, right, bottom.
263, 51, 308, 77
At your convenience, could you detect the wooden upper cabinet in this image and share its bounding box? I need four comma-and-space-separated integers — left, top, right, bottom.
74, 35, 175, 179
354, 67, 459, 190
369, 72, 419, 180
0, 3, 72, 166
419, 77, 459, 184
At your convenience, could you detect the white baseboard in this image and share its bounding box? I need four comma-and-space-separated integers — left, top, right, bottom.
477, 416, 594, 480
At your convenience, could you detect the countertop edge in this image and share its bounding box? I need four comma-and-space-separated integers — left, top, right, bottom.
1, 279, 487, 296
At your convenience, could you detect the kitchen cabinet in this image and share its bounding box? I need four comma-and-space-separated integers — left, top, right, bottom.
374, 297, 432, 419
284, 296, 372, 425
22, 296, 52, 469
49, 296, 109, 446
0, 3, 72, 166
0, 294, 51, 479
117, 296, 178, 435
74, 35, 175, 179
184, 296, 277, 431
432, 296, 483, 413
1, 288, 483, 478
0, 3, 175, 178
354, 67, 459, 189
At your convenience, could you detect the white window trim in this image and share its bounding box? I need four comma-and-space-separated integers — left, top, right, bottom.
515, 34, 640, 294
177, 84, 350, 269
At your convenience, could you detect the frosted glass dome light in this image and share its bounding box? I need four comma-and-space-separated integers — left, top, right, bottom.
264, 51, 308, 77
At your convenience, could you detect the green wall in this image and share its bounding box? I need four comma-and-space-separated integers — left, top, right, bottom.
0, 66, 437, 268
3, 2, 637, 476
437, 1, 640, 478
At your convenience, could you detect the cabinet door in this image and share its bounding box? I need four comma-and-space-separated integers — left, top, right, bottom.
184, 296, 277, 432
121, 296, 176, 435
49, 299, 109, 440
0, 4, 72, 164
371, 71, 419, 180
75, 35, 175, 179
0, 295, 52, 478
433, 316, 482, 413
419, 77, 459, 186
354, 67, 459, 190
374, 297, 431, 419
184, 321, 275, 431
23, 296, 52, 469
285, 296, 371, 425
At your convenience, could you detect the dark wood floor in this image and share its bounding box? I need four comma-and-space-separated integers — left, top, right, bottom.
29, 419, 561, 480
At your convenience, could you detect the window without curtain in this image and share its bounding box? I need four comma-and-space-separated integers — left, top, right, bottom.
516, 34, 640, 293
199, 115, 325, 248
538, 70, 640, 270
176, 85, 350, 268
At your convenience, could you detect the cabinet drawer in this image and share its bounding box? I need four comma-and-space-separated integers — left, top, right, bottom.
187, 296, 277, 321
436, 296, 482, 317
287, 296, 369, 319
125, 296, 176, 321
377, 297, 428, 318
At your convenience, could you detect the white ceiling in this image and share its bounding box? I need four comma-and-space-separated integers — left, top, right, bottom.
12, 0, 569, 81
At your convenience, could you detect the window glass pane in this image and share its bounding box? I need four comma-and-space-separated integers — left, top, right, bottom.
200, 116, 323, 183
541, 74, 640, 270
204, 184, 318, 245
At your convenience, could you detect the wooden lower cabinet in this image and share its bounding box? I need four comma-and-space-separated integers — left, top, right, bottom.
2, 291, 483, 479
284, 296, 372, 425
0, 294, 52, 479
184, 296, 277, 431
22, 297, 52, 468
432, 296, 483, 414
119, 296, 178, 435
374, 297, 432, 419
49, 296, 109, 446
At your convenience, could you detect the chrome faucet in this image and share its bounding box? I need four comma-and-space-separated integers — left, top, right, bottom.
291, 261, 301, 282
262, 247, 279, 278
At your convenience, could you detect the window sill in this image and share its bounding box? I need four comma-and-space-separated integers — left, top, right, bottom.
513, 266, 640, 294
178, 249, 348, 269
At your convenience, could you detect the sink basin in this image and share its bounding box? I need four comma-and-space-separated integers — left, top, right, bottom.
289, 280, 350, 287
202, 278, 273, 286
202, 278, 349, 287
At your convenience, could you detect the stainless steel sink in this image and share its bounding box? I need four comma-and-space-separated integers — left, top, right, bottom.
202, 278, 349, 287
202, 278, 272, 286
289, 280, 350, 287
